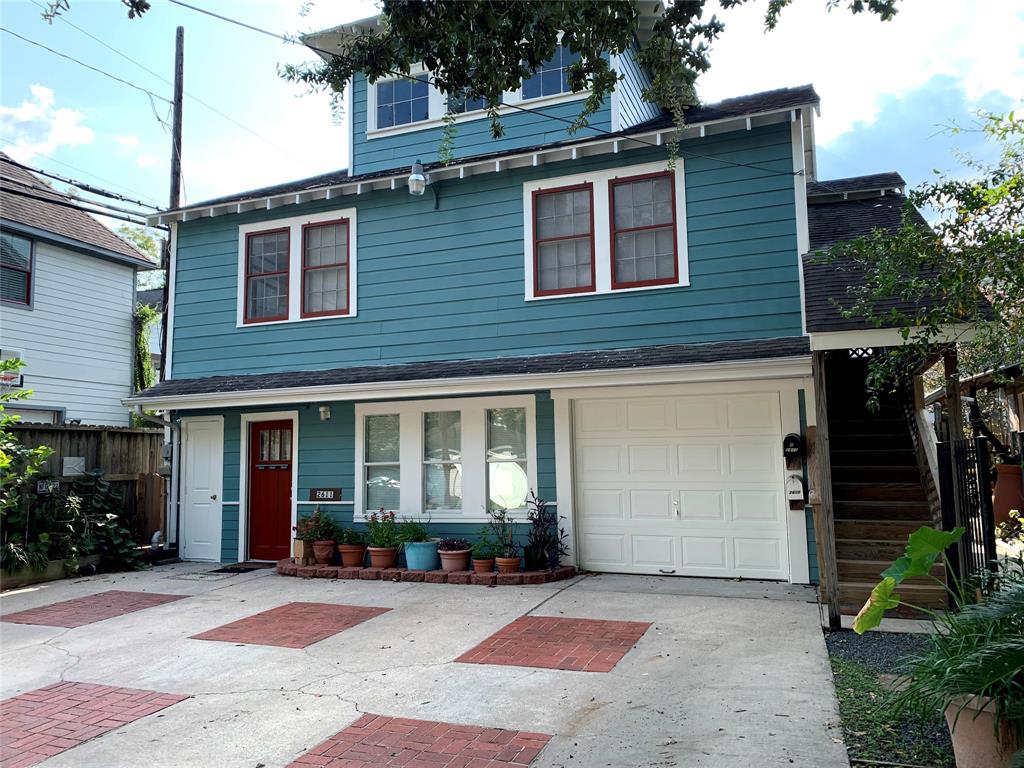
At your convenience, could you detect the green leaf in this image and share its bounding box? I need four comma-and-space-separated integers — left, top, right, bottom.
853, 577, 901, 634
881, 526, 964, 583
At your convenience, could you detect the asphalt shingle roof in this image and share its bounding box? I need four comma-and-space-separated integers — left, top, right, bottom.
806, 172, 905, 198
134, 336, 810, 401
0, 154, 154, 265
136, 288, 165, 310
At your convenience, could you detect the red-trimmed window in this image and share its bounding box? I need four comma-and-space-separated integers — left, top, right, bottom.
532, 183, 595, 297
610, 171, 678, 289
301, 219, 349, 318
0, 232, 33, 306
244, 228, 290, 323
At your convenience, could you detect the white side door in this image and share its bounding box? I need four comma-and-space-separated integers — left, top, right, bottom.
181, 416, 224, 561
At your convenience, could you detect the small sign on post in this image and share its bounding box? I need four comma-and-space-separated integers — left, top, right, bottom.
308, 488, 341, 502
37, 479, 60, 494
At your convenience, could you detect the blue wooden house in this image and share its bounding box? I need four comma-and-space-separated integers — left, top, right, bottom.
132, 11, 948, 613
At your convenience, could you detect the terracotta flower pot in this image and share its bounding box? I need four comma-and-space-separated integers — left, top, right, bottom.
439, 549, 471, 572
944, 696, 1022, 768
293, 538, 315, 565
992, 463, 1024, 528
367, 546, 398, 569
312, 540, 335, 565
339, 544, 367, 568
495, 556, 521, 574
472, 558, 494, 574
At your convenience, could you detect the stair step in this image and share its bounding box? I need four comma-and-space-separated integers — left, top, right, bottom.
837, 558, 944, 586
839, 581, 948, 616
836, 540, 911, 561
831, 434, 915, 450
833, 482, 928, 502
834, 520, 937, 542
832, 466, 922, 483
835, 500, 933, 521
831, 449, 917, 466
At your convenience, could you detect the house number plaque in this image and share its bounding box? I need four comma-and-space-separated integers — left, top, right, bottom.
308, 488, 342, 502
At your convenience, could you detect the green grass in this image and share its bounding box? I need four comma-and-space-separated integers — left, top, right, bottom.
830, 655, 955, 767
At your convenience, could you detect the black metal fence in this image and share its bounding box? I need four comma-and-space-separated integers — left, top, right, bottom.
937, 437, 998, 582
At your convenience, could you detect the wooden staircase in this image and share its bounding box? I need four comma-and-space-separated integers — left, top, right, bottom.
825, 357, 948, 616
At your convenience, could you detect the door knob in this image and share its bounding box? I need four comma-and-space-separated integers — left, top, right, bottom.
210, 494, 218, 500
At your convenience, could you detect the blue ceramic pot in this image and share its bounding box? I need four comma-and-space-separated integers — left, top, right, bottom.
403, 540, 439, 571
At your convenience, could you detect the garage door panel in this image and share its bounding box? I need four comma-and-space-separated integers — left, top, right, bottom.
727, 441, 779, 480
629, 489, 674, 520
680, 490, 724, 520
579, 444, 622, 476
681, 537, 728, 570
734, 538, 782, 572
627, 399, 672, 431
726, 394, 781, 432
580, 489, 625, 519
675, 396, 725, 431
731, 490, 782, 522
678, 443, 723, 477
628, 444, 672, 474
575, 400, 624, 433
632, 536, 676, 568
581, 532, 627, 566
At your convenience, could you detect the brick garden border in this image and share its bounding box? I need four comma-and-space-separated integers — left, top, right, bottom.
275, 559, 576, 586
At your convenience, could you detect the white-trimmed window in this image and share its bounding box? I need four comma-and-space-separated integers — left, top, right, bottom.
1, 232, 33, 307
523, 160, 689, 301
355, 395, 536, 522
236, 208, 357, 326
522, 44, 581, 100
375, 74, 430, 129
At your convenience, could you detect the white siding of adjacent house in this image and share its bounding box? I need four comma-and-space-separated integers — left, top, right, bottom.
1, 240, 135, 426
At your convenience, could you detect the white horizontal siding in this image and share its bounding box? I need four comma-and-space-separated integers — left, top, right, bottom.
1, 241, 135, 426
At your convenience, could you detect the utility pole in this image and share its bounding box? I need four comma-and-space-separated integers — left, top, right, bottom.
159, 26, 183, 381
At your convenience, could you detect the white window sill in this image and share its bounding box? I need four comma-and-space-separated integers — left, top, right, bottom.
235, 312, 357, 329
365, 90, 589, 140
524, 279, 691, 302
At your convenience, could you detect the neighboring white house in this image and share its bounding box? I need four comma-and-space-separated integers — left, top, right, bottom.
0, 153, 157, 426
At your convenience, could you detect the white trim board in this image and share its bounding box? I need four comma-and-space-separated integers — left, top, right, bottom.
808, 324, 975, 351
165, 221, 177, 379
353, 394, 537, 524
237, 410, 300, 563
236, 208, 358, 327
128, 357, 812, 411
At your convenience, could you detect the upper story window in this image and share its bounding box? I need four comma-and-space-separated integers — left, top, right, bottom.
448, 90, 486, 114
302, 220, 349, 318
376, 75, 430, 128
532, 184, 595, 297
1, 232, 33, 306
244, 229, 289, 323
237, 209, 358, 327
523, 161, 689, 301
610, 172, 678, 289
522, 44, 581, 100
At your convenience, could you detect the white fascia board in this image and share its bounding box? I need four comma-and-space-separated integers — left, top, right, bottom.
125, 355, 812, 410
147, 102, 817, 227
809, 324, 976, 351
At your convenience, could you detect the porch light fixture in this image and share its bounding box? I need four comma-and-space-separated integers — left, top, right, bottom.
408, 159, 427, 196
319, 405, 332, 421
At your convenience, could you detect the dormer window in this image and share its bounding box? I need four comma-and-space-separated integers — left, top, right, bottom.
376, 74, 430, 129
522, 44, 581, 100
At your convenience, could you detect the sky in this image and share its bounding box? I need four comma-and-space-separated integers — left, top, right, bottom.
1, 0, 1022, 214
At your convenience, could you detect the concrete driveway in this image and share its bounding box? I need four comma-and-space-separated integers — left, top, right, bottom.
0, 563, 848, 768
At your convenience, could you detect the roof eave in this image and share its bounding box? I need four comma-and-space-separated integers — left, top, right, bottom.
0, 218, 156, 269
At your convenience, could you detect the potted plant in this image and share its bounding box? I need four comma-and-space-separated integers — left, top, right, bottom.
336, 526, 366, 568
399, 517, 438, 570
292, 518, 315, 565
365, 508, 400, 568
471, 532, 498, 574
296, 508, 337, 565
437, 537, 471, 571
487, 507, 520, 573
853, 524, 1024, 767
523, 491, 569, 570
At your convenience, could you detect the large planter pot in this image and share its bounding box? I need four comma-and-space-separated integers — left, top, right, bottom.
523, 545, 547, 571
405, 541, 440, 571
312, 540, 336, 565
944, 696, 1022, 768
992, 463, 1024, 528
472, 558, 494, 574
438, 549, 471, 572
367, 546, 398, 569
0, 554, 102, 590
294, 538, 315, 565
338, 544, 367, 568
495, 556, 521, 574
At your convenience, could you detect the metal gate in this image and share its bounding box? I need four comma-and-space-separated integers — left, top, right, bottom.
937, 437, 997, 581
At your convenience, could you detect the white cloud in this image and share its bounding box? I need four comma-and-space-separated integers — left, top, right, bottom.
697, 1, 1024, 145
115, 134, 140, 150
0, 85, 95, 162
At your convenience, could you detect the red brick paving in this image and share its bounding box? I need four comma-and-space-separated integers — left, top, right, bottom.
456, 615, 652, 672
0, 591, 187, 629
287, 713, 551, 767
0, 682, 187, 768
190, 602, 390, 648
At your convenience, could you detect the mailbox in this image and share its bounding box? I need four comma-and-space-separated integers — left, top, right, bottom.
783, 433, 803, 460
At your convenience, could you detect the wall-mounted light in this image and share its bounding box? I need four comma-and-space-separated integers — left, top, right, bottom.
408, 160, 427, 196
319, 405, 332, 422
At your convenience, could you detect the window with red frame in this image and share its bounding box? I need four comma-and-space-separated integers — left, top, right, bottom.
610, 172, 677, 289
302, 220, 349, 317
245, 229, 289, 322
1, 232, 32, 306
533, 184, 594, 296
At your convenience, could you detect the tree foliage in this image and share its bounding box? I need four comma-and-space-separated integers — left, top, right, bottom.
817, 112, 1024, 397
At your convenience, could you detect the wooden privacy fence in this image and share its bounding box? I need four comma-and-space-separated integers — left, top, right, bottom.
11, 423, 167, 547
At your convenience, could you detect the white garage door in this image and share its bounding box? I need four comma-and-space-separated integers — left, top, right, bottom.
574, 390, 790, 580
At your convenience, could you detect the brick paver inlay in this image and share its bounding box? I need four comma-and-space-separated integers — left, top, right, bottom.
0, 682, 187, 768
1, 590, 187, 628
456, 615, 652, 672
288, 713, 551, 767
191, 602, 391, 648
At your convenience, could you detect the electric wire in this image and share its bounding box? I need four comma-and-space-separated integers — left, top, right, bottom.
0, 174, 158, 220
2, 156, 160, 210
1, 186, 163, 228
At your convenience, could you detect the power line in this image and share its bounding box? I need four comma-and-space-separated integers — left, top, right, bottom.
1, 186, 162, 228
37, 2, 301, 161
1, 174, 157, 220
164, 0, 802, 178
2, 156, 160, 210
0, 27, 173, 105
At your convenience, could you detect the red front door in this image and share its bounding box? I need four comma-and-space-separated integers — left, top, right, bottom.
248, 420, 293, 561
